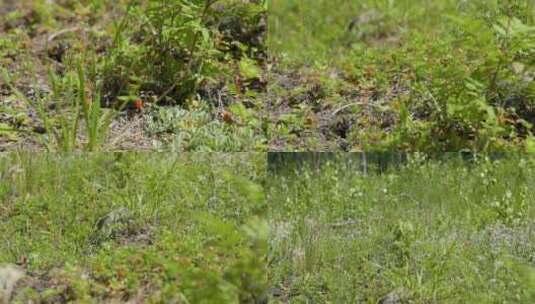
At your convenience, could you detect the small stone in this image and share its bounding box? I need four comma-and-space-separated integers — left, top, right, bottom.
379, 288, 410, 304
96, 207, 133, 231
0, 264, 25, 304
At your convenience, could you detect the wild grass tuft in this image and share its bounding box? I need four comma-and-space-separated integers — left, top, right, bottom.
268, 153, 535, 303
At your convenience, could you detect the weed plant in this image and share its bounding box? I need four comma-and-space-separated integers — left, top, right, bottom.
101, 0, 266, 105
268, 0, 535, 151
0, 0, 267, 151
0, 153, 267, 302
268, 153, 535, 302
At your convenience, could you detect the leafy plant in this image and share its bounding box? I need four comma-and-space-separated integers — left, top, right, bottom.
2, 59, 117, 152
268, 0, 535, 152
100, 0, 266, 105
0, 153, 267, 302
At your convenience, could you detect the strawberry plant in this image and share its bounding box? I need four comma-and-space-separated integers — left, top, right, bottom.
100, 0, 266, 105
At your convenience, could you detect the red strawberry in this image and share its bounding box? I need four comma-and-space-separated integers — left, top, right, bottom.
133, 99, 143, 111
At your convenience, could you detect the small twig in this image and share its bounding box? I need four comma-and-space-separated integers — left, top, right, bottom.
328, 219, 361, 228
154, 78, 182, 104
217, 90, 224, 114
331, 101, 385, 116
47, 27, 82, 43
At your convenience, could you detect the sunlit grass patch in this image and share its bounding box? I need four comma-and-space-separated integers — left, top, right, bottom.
268, 0, 535, 152
0, 152, 268, 302
0, 0, 267, 151
268, 153, 535, 303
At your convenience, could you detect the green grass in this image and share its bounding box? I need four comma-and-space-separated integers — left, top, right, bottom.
268, 154, 535, 303
268, 0, 535, 152
0, 0, 267, 151
0, 152, 267, 303
4, 152, 535, 303
269, 0, 452, 66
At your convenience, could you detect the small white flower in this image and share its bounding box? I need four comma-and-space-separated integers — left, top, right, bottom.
505, 190, 512, 199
